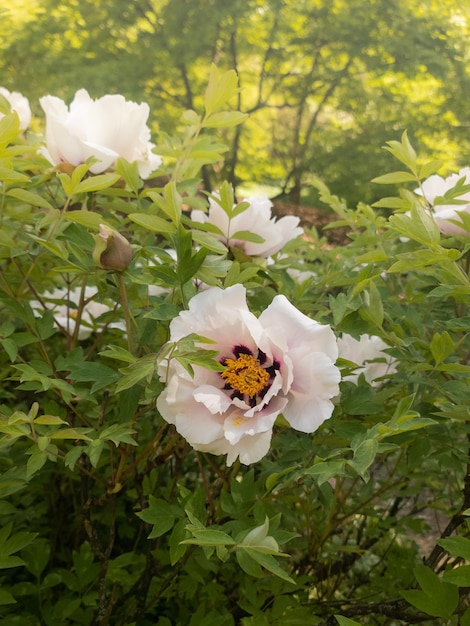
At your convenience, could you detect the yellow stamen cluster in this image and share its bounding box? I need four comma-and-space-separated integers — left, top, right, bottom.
221, 353, 270, 398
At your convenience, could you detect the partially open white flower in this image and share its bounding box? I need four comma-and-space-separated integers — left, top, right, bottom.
191, 195, 303, 257
415, 168, 470, 235
31, 287, 125, 340
157, 284, 340, 465
39, 89, 162, 178
337, 333, 397, 387
0, 87, 31, 131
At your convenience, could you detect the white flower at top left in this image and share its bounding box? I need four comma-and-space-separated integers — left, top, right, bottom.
39, 89, 162, 178
0, 87, 31, 131
157, 284, 340, 466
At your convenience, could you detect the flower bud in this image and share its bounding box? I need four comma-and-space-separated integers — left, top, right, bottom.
93, 224, 133, 271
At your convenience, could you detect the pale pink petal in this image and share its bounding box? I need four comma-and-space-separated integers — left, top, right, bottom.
260, 295, 338, 362
283, 350, 340, 432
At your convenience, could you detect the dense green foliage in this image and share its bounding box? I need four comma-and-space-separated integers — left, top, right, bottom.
1, 0, 470, 205
0, 66, 470, 625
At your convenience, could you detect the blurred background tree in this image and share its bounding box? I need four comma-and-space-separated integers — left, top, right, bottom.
1, 0, 469, 207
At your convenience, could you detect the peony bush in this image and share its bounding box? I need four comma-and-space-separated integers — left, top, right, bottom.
0, 68, 470, 625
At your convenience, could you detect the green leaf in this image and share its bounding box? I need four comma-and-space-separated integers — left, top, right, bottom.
73, 173, 120, 194
230, 230, 265, 244
0, 589, 16, 605
99, 344, 136, 364
128, 212, 176, 234
349, 438, 379, 479
304, 460, 346, 485
383, 131, 418, 170
116, 354, 158, 392
438, 536, 470, 561
64, 210, 106, 230
0, 523, 36, 569
26, 451, 48, 478
6, 187, 54, 210
236, 548, 264, 578
191, 229, 228, 254
419, 160, 443, 179
162, 181, 183, 225
116, 157, 142, 194
400, 564, 459, 619
203, 111, 248, 128
335, 618, 362, 626
144, 302, 181, 320
237, 547, 294, 584
98, 424, 137, 446
388, 203, 440, 246
181, 109, 201, 126
430, 331, 454, 365
136, 495, 180, 539
442, 565, 470, 587
22, 538, 51, 578
204, 65, 239, 116
68, 361, 119, 393
359, 282, 383, 328
0, 167, 29, 183
181, 529, 235, 547
240, 518, 279, 553
33, 415, 67, 425
372, 171, 417, 184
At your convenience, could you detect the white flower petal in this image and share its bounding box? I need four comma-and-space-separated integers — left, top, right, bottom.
0, 87, 31, 130
39, 89, 160, 178
157, 285, 340, 465
191, 194, 303, 258
338, 333, 397, 386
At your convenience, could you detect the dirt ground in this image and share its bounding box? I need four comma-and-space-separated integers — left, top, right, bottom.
272, 200, 350, 246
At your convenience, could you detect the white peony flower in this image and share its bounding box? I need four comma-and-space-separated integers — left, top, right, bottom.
415, 168, 470, 235
337, 333, 397, 387
191, 195, 303, 257
157, 284, 340, 465
0, 87, 31, 131
31, 287, 125, 340
39, 89, 162, 178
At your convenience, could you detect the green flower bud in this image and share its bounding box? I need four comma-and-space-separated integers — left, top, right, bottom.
93, 224, 133, 271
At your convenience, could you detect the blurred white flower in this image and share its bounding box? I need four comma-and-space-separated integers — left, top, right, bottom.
415, 168, 470, 235
337, 333, 397, 387
31, 287, 125, 340
39, 88, 162, 178
157, 284, 340, 465
0, 87, 31, 131
191, 195, 303, 257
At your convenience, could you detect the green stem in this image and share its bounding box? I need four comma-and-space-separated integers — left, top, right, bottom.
116, 272, 136, 354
